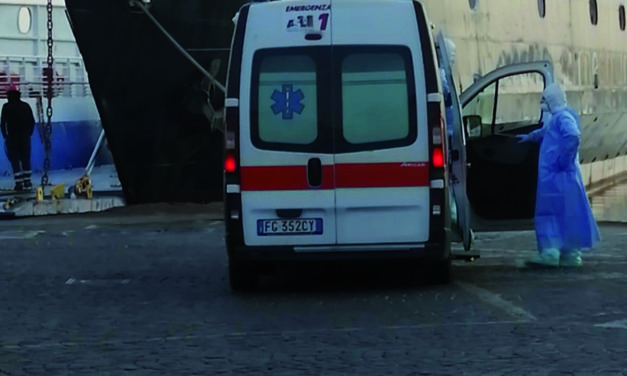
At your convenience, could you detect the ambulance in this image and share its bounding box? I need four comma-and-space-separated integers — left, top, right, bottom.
222, 0, 554, 291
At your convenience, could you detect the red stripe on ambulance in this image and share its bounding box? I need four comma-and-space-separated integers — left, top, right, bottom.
335, 162, 429, 188
240, 165, 334, 190
240, 162, 429, 191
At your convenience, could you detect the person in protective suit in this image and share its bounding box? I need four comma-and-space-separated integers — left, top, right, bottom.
1, 85, 36, 191
440, 38, 456, 142
439, 38, 458, 230
517, 83, 601, 267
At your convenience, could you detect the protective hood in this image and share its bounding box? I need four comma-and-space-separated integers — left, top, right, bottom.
542, 83, 568, 114
445, 38, 456, 66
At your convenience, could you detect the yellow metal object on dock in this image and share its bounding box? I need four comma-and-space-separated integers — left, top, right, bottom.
75, 175, 93, 199
0, 165, 125, 219
36, 187, 44, 202
3, 197, 21, 211
50, 184, 65, 200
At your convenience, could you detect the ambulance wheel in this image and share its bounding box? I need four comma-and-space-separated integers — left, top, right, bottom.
228, 260, 259, 292
429, 258, 452, 285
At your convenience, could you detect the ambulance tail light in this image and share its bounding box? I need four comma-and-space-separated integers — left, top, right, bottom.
225, 153, 237, 173
223, 103, 243, 235
224, 104, 239, 176
223, 104, 241, 199
432, 147, 444, 168
224, 107, 239, 174
428, 102, 446, 176
427, 98, 448, 240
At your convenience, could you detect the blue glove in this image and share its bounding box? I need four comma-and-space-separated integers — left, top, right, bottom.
516, 134, 529, 143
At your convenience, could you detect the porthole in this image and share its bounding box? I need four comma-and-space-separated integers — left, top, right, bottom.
620, 5, 626, 31
538, 0, 546, 18
17, 7, 32, 34
468, 0, 478, 10
590, 0, 598, 25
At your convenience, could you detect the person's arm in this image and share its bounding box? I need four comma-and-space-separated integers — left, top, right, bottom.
557, 113, 581, 170
1, 104, 7, 139
525, 127, 546, 143
518, 111, 551, 143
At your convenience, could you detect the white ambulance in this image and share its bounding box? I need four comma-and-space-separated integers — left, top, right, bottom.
222, 0, 554, 291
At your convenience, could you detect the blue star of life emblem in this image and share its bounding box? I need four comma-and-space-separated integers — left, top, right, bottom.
271, 84, 305, 120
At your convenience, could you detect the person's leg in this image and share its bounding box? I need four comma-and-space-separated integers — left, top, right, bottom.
531, 212, 564, 266
525, 231, 560, 267
19, 136, 32, 189
6, 138, 24, 190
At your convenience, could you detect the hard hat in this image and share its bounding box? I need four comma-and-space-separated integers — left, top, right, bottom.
7, 84, 19, 93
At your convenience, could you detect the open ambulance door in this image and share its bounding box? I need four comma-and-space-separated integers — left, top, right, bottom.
459, 61, 554, 232
435, 31, 472, 253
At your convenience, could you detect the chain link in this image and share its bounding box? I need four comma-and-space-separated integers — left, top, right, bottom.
41, 0, 53, 187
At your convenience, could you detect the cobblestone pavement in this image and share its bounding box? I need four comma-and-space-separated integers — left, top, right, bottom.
1, 207, 627, 375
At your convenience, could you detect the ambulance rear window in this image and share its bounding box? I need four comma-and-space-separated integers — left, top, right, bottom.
249, 46, 416, 154
256, 54, 318, 146
341, 53, 410, 145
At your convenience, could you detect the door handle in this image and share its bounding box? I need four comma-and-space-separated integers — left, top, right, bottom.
307, 158, 322, 188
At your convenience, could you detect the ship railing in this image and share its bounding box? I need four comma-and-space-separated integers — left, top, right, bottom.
0, 55, 93, 98
0, 79, 92, 99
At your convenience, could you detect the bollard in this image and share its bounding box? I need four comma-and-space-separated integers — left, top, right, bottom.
36, 187, 44, 202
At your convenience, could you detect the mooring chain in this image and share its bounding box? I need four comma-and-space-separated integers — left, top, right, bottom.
42, 0, 53, 187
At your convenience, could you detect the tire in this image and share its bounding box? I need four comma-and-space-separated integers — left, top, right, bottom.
429, 258, 452, 285
228, 260, 259, 292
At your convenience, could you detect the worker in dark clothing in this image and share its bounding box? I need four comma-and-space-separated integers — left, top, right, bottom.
1, 85, 36, 191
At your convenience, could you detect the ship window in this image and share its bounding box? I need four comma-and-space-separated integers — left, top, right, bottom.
538, 0, 546, 18
590, 0, 598, 25
620, 5, 626, 31
468, 0, 478, 10
17, 7, 32, 34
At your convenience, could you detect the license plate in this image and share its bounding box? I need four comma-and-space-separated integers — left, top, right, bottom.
257, 218, 323, 236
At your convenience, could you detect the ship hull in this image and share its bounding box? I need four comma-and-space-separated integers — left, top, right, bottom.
64, 0, 247, 204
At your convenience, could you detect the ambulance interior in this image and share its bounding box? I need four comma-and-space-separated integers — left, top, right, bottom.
461, 72, 546, 221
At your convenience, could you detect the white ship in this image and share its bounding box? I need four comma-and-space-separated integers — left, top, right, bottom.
0, 0, 111, 179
